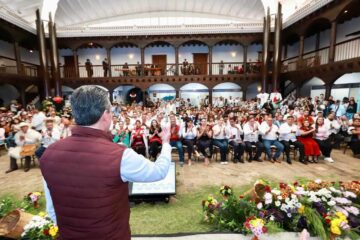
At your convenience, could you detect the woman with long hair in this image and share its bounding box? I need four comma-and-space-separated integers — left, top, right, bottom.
297, 120, 321, 163
182, 119, 197, 165
148, 119, 162, 160
196, 118, 213, 166
347, 117, 360, 156
314, 116, 334, 163
113, 121, 130, 147
130, 120, 147, 156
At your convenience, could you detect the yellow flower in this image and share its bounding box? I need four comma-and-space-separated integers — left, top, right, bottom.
33, 192, 42, 197
250, 218, 264, 228
38, 211, 46, 217
49, 226, 58, 237
335, 212, 347, 221
330, 224, 341, 235
298, 205, 305, 214
290, 186, 296, 192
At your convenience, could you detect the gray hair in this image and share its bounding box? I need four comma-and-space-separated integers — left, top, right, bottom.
70, 85, 111, 126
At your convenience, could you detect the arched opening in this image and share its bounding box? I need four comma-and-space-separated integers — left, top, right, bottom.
212, 82, 242, 103
111, 42, 141, 77
147, 83, 176, 103
179, 40, 209, 75
246, 82, 262, 100
180, 83, 208, 106
144, 41, 175, 76
300, 77, 325, 99
331, 73, 360, 101
76, 42, 106, 78
0, 84, 20, 107
112, 85, 142, 104
212, 40, 244, 75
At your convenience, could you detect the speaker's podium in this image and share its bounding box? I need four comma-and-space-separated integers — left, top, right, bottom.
128, 162, 176, 203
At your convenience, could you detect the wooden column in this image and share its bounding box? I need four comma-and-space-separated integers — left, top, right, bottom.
20, 86, 26, 107
329, 20, 337, 63
49, 13, 61, 96
299, 35, 305, 59
36, 9, 50, 98
261, 8, 270, 93
325, 84, 332, 99
208, 46, 213, 75
73, 49, 79, 77
208, 90, 213, 106
13, 42, 22, 75
175, 46, 179, 76
243, 45, 248, 73
140, 47, 145, 76
176, 89, 180, 98
242, 86, 247, 100
107, 48, 112, 77
272, 2, 282, 92
315, 32, 320, 55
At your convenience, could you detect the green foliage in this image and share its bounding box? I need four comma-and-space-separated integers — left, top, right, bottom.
304, 206, 328, 240
343, 230, 360, 240
265, 221, 283, 234
0, 197, 15, 218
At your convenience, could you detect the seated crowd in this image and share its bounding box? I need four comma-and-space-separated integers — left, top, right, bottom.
0, 93, 360, 173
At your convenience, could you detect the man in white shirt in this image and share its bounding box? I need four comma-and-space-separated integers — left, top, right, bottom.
31, 109, 46, 131
6, 122, 42, 173
35, 118, 61, 159
279, 116, 305, 164
227, 117, 245, 163
243, 116, 264, 162
259, 115, 284, 163
325, 112, 344, 148
212, 117, 229, 164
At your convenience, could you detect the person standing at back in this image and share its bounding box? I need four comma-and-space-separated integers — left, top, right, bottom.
40, 85, 171, 240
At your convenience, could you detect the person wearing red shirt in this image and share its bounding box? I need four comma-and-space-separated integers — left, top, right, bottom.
169, 115, 184, 166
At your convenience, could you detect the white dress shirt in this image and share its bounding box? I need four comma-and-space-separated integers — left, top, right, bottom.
324, 118, 340, 135
212, 124, 228, 140
44, 143, 172, 224
31, 112, 46, 131
314, 125, 330, 140
243, 122, 260, 142
41, 127, 61, 148
259, 122, 279, 140
278, 123, 299, 142
227, 125, 243, 142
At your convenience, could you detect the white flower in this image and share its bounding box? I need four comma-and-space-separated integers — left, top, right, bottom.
257, 202, 263, 209
315, 179, 322, 184
328, 200, 336, 206
335, 206, 349, 217
271, 189, 281, 195
344, 206, 359, 216
275, 201, 281, 207
270, 216, 275, 221
343, 191, 357, 199
287, 213, 292, 218
285, 197, 290, 203
335, 197, 352, 205
277, 196, 282, 200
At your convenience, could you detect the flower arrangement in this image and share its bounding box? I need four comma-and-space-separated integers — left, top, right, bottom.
244, 216, 267, 240
219, 185, 233, 198
21, 212, 58, 240
201, 179, 360, 239
25, 192, 42, 209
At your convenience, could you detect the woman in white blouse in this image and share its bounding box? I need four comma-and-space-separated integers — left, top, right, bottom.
314, 116, 334, 163
182, 120, 197, 165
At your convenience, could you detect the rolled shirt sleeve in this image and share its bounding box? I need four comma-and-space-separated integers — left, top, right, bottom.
43, 179, 57, 224
120, 143, 172, 183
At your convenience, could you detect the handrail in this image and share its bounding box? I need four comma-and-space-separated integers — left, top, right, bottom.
282, 36, 360, 62
0, 55, 39, 67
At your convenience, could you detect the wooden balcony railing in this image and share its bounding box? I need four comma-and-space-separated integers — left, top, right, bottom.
0, 56, 39, 77
282, 36, 360, 73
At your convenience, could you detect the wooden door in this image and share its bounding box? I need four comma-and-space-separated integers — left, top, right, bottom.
64, 56, 77, 77
193, 53, 208, 75
152, 55, 167, 75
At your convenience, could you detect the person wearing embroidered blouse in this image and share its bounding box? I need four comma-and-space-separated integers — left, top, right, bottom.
130, 120, 147, 156
227, 117, 245, 163
148, 119, 162, 160
182, 119, 197, 165
212, 117, 229, 164
314, 116, 334, 163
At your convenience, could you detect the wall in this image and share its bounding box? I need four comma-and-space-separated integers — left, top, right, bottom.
0, 40, 39, 66
112, 84, 136, 103
0, 84, 20, 107
180, 83, 208, 106
336, 16, 360, 43
331, 72, 360, 101
212, 82, 243, 99
246, 82, 261, 100
300, 77, 325, 97
147, 83, 176, 102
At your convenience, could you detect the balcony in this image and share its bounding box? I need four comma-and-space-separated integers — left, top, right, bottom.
282, 36, 360, 72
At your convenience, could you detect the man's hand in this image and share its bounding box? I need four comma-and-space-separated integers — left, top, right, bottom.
160, 125, 171, 144
20, 136, 25, 141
